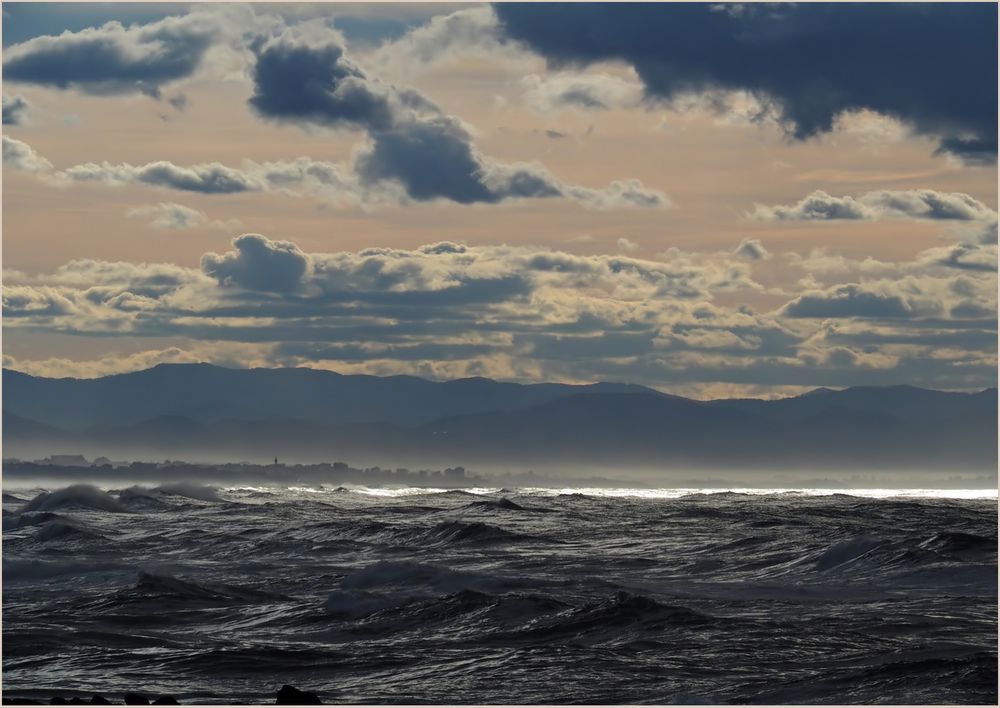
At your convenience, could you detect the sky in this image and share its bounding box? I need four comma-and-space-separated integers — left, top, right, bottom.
1, 2, 997, 399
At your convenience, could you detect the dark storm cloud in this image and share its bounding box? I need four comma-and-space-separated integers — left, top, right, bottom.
494, 3, 998, 162
248, 39, 433, 131
247, 31, 665, 207
3, 95, 30, 125
781, 285, 918, 319
248, 33, 503, 204
734, 238, 769, 261
201, 234, 311, 293
355, 120, 504, 204
2, 15, 217, 96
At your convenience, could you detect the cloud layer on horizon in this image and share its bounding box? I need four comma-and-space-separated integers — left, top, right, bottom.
4, 231, 995, 392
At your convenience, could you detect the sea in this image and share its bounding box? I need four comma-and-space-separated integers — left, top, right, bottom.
2, 483, 997, 705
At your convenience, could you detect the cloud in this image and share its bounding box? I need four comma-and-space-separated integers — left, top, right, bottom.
778, 275, 992, 320
2, 10, 666, 210
201, 234, 312, 293
917, 242, 997, 273
127, 202, 203, 230
369, 6, 532, 75
2, 6, 269, 97
2, 135, 53, 173
734, 238, 769, 261
494, 3, 998, 162
17, 139, 663, 210
617, 238, 638, 253
781, 284, 919, 319
2, 344, 270, 380
5, 235, 994, 392
60, 159, 260, 194
247, 27, 667, 208
752, 189, 998, 223
10, 118, 664, 210
3, 94, 30, 125
520, 72, 644, 112
126, 202, 241, 231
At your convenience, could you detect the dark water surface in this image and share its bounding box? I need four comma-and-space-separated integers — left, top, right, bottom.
3, 484, 997, 704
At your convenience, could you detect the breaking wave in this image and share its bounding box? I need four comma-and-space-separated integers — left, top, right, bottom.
21, 485, 127, 514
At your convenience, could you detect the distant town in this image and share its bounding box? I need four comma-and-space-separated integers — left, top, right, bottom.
0, 454, 647, 489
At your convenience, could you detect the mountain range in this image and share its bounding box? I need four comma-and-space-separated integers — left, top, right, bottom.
3, 364, 997, 471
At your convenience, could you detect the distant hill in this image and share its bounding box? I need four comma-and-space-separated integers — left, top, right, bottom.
3, 364, 996, 471
706, 385, 999, 424
2, 363, 658, 430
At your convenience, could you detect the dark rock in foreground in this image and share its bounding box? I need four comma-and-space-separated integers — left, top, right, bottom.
275, 685, 321, 705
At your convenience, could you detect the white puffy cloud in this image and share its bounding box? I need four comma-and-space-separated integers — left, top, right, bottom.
751, 189, 997, 223
3, 135, 53, 173
617, 237, 639, 253
369, 6, 529, 75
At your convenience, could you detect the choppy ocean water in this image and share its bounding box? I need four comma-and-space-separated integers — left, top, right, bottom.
2, 483, 997, 705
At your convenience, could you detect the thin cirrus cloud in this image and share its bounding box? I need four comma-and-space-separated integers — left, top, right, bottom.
126, 202, 242, 232
518, 72, 645, 113
493, 3, 998, 164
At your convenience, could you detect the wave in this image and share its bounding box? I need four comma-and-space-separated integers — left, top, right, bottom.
131, 571, 289, 604
3, 558, 126, 582
359, 589, 572, 632
418, 520, 540, 546
341, 560, 495, 594
461, 498, 555, 514
121, 482, 224, 504
502, 591, 714, 642
6, 510, 64, 530
34, 520, 106, 543
323, 590, 403, 619
813, 535, 885, 572
463, 498, 526, 512
21, 485, 127, 514
118, 486, 178, 511
919, 531, 997, 555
